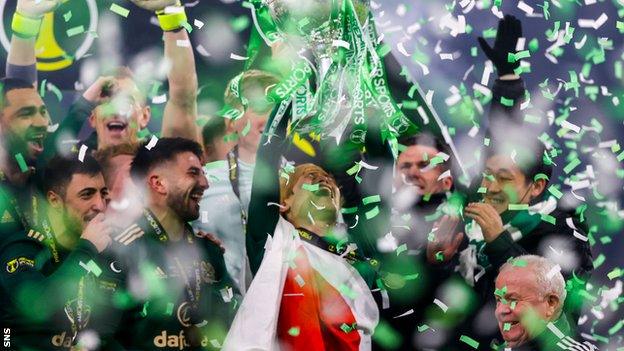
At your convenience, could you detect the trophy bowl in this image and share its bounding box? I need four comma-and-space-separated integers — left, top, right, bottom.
266, 0, 370, 56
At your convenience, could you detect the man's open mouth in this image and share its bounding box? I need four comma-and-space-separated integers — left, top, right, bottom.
317, 183, 335, 198
106, 120, 128, 133
26, 133, 45, 153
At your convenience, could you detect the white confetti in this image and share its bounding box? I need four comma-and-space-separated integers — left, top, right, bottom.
433, 298, 448, 313
145, 135, 159, 150
152, 94, 167, 104
332, 39, 350, 50
578, 13, 608, 30
437, 169, 451, 181
193, 19, 204, 29
517, 1, 534, 15
230, 53, 249, 61
196, 45, 210, 57
78, 144, 88, 162
176, 39, 191, 47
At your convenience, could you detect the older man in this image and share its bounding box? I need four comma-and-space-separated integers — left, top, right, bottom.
494, 255, 596, 350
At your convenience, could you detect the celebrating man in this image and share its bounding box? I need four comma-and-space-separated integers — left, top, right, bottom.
494, 255, 596, 350
88, 137, 237, 350
0, 155, 111, 349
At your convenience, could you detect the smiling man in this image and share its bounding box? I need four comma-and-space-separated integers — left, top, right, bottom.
86, 137, 237, 350
225, 163, 378, 350
0, 155, 112, 350
494, 255, 596, 351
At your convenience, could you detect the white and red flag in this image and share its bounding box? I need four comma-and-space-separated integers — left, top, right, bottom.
223, 217, 379, 351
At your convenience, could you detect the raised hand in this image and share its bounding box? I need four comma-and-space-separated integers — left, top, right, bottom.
464, 202, 504, 243
128, 0, 180, 11
478, 14, 523, 77
82, 213, 113, 253
427, 215, 464, 264
16, 0, 61, 18
82, 76, 117, 105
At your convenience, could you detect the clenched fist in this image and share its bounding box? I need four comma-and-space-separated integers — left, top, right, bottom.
17, 0, 61, 18
128, 0, 180, 12
464, 202, 504, 242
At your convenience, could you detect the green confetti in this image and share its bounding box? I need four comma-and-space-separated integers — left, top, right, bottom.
503, 322, 511, 331
607, 268, 622, 280
500, 97, 514, 107
362, 195, 381, 205
365, 206, 380, 220
528, 38, 539, 52
63, 11, 72, 22
109, 3, 130, 17
618, 21, 624, 34
165, 302, 174, 315
512, 259, 527, 267
563, 158, 581, 174
288, 327, 300, 336
377, 44, 391, 58
396, 244, 407, 256
593, 254, 605, 269
477, 187, 487, 194
608, 320, 624, 336
241, 120, 251, 136
435, 251, 444, 261
39, 79, 47, 98
417, 324, 430, 332
14, 153, 28, 173
341, 207, 358, 214
140, 301, 150, 317
230, 15, 250, 32
459, 335, 479, 349
540, 214, 556, 225
482, 28, 497, 39
302, 183, 319, 192
66, 25, 85, 37
508, 204, 529, 211
548, 186, 563, 199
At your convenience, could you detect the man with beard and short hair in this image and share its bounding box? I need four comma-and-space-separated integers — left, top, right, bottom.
89, 137, 237, 350
0, 78, 51, 294
493, 255, 596, 351
0, 155, 112, 349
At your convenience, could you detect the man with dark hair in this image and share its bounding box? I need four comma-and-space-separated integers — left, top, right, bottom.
6, 0, 200, 160
90, 137, 237, 350
0, 154, 112, 349
200, 115, 232, 163
432, 138, 593, 349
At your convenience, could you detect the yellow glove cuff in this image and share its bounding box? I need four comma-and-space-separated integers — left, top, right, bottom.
11, 12, 42, 39
156, 7, 187, 32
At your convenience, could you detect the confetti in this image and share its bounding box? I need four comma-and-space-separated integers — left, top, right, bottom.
66, 26, 85, 37
459, 335, 479, 349
109, 3, 130, 17
14, 153, 28, 173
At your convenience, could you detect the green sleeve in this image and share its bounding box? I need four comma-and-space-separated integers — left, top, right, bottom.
0, 234, 99, 320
